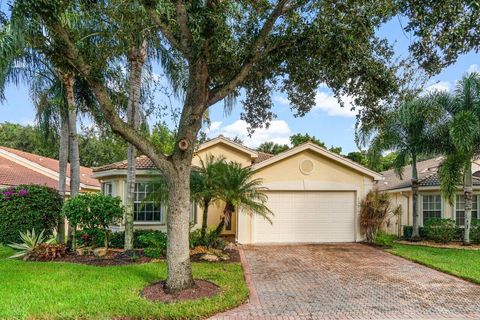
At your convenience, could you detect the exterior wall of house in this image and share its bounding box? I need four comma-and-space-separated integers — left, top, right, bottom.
384, 188, 480, 236
192, 143, 253, 168
237, 149, 376, 243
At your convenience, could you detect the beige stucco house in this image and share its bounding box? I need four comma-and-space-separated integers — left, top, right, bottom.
92, 136, 382, 244
378, 157, 480, 236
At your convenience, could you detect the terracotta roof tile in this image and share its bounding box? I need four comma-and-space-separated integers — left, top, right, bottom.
0, 156, 61, 190
253, 152, 274, 164
0, 146, 100, 188
93, 155, 156, 172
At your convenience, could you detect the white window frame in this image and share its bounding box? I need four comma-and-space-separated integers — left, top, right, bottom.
102, 182, 113, 196
420, 194, 443, 226
454, 194, 479, 227
133, 182, 165, 224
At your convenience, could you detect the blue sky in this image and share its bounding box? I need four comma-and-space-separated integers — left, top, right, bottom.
0, 11, 478, 153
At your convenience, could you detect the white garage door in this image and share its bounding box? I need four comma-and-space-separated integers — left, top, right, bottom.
253, 191, 356, 243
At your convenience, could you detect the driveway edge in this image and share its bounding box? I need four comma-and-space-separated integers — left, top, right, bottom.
238, 246, 260, 305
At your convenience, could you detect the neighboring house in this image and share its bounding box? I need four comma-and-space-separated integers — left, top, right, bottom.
0, 146, 100, 193
92, 135, 382, 244
378, 157, 480, 235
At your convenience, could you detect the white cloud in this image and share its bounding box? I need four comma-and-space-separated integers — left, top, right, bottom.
204, 121, 222, 134
217, 119, 292, 148
273, 96, 290, 105
468, 64, 480, 73
313, 91, 357, 117
425, 81, 451, 93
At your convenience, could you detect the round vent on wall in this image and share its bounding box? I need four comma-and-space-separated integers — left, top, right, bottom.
299, 159, 314, 175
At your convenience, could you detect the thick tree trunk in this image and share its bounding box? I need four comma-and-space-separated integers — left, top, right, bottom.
464, 161, 473, 245
65, 74, 80, 250
200, 198, 210, 242
164, 61, 210, 293
165, 166, 195, 292
125, 42, 146, 251
56, 109, 69, 244
411, 155, 420, 241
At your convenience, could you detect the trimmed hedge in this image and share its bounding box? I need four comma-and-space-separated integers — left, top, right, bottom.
76, 229, 166, 249
424, 218, 456, 243
0, 185, 62, 244
403, 222, 465, 242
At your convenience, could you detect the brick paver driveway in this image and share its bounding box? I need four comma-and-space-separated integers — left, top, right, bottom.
212, 244, 480, 320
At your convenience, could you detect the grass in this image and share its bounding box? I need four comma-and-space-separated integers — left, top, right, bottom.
388, 242, 480, 284
0, 245, 248, 319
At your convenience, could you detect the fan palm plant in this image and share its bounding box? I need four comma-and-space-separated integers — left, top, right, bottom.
358, 96, 444, 240
212, 161, 273, 237
190, 155, 226, 242
436, 73, 480, 245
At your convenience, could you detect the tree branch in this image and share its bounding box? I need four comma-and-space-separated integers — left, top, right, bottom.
175, 1, 193, 53
45, 20, 174, 174
207, 0, 290, 106
141, 1, 187, 56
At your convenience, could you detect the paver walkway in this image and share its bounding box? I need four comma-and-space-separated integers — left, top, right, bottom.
211, 244, 480, 319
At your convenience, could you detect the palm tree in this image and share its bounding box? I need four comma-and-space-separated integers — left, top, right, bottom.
437, 73, 480, 245
213, 161, 273, 237
358, 96, 443, 240
190, 155, 225, 242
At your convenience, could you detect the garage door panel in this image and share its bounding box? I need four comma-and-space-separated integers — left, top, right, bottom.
253, 191, 355, 243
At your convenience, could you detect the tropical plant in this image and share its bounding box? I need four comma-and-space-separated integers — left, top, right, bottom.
358, 96, 444, 240
257, 142, 289, 155
423, 218, 457, 243
436, 73, 480, 245
31, 243, 68, 261
137, 231, 168, 258
213, 162, 273, 237
190, 155, 226, 243
62, 193, 123, 250
8, 229, 55, 260
0, 185, 62, 244
359, 190, 401, 243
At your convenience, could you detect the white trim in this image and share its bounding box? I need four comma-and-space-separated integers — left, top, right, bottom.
92, 169, 163, 179
419, 193, 443, 226
251, 142, 383, 180
195, 136, 258, 158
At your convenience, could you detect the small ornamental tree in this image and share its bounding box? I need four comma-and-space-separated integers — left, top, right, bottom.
359, 190, 401, 243
62, 193, 123, 250
0, 185, 62, 244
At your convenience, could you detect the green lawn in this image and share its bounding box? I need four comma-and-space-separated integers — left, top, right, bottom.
388, 243, 480, 284
0, 245, 248, 319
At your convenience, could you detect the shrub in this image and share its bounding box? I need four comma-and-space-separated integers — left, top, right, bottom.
8, 229, 55, 260
359, 190, 401, 243
373, 231, 397, 247
0, 185, 62, 244
403, 226, 427, 239
471, 219, 480, 244
424, 218, 456, 243
31, 243, 68, 261
76, 228, 105, 248
137, 231, 167, 258
189, 228, 227, 249
62, 193, 123, 249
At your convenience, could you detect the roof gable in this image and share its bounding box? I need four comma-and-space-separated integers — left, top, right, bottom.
196, 136, 259, 159
250, 142, 383, 180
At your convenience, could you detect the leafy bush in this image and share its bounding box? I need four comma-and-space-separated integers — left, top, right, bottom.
62, 193, 123, 249
424, 218, 456, 243
403, 226, 426, 239
190, 228, 227, 249
137, 231, 167, 258
373, 231, 397, 247
471, 219, 480, 244
359, 190, 401, 243
8, 229, 55, 260
31, 243, 68, 261
0, 185, 62, 244
76, 228, 105, 248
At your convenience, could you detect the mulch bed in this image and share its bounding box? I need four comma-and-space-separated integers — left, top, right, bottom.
395, 240, 480, 250
141, 280, 219, 303
58, 249, 156, 266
